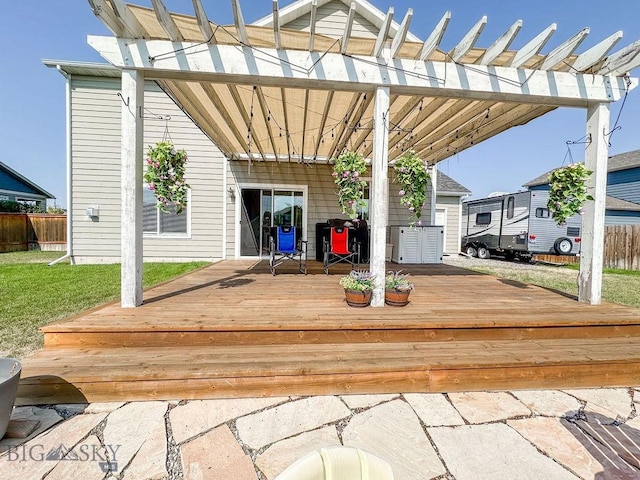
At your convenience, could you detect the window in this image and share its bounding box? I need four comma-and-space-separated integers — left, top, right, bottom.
143, 186, 188, 236
535, 207, 550, 218
506, 196, 515, 219
476, 212, 491, 225
0, 195, 8, 200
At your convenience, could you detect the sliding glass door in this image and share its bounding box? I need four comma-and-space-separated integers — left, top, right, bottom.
239, 187, 304, 257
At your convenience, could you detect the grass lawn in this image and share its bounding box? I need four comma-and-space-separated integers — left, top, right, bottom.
0, 251, 209, 359
470, 262, 640, 309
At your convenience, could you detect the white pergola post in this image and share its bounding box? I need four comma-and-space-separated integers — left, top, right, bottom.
370, 86, 390, 307
579, 102, 610, 305
121, 69, 145, 307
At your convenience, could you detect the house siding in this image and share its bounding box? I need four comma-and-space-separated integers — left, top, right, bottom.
226, 161, 432, 259
605, 211, 640, 226
282, 0, 379, 38
70, 76, 224, 263
607, 167, 640, 204
436, 195, 463, 254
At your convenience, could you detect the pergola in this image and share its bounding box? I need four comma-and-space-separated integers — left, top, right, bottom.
86, 0, 640, 308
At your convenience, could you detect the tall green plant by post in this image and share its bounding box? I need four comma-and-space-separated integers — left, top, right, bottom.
332, 150, 368, 220
547, 163, 593, 226
144, 141, 190, 214
392, 150, 430, 226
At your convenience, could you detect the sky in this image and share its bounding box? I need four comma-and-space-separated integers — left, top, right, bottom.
1, 0, 639, 207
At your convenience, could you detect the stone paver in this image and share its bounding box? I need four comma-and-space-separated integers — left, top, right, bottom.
0, 412, 108, 480
235, 396, 350, 450
0, 406, 63, 452
45, 435, 108, 480
170, 397, 287, 444
508, 416, 640, 479
121, 421, 168, 480
563, 388, 633, 419
448, 392, 531, 424
342, 399, 445, 480
180, 424, 257, 480
404, 393, 465, 426
429, 423, 579, 480
340, 394, 398, 409
84, 402, 126, 414
255, 426, 341, 479
511, 390, 582, 417
101, 401, 167, 473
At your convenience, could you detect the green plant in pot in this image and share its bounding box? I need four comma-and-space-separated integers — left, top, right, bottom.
332, 150, 368, 220
547, 163, 593, 226
144, 141, 191, 214
385, 270, 414, 306
339, 270, 375, 307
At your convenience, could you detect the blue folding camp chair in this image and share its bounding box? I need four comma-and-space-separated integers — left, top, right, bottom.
269, 226, 308, 275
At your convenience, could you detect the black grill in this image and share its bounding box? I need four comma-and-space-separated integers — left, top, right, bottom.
567, 227, 580, 237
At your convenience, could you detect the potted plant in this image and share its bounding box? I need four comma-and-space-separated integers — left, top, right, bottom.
332, 151, 368, 220
547, 163, 593, 226
339, 270, 375, 307
0, 359, 22, 439
385, 271, 414, 306
391, 150, 430, 227
144, 141, 191, 214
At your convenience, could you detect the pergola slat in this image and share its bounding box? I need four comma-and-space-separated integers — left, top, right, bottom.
191, 0, 215, 43
597, 39, 640, 76
509, 23, 557, 68
334, 93, 374, 155
477, 20, 522, 66
450, 15, 487, 62
88, 0, 125, 37
419, 11, 451, 61
539, 28, 590, 71
300, 89, 310, 160
107, 0, 146, 38
308, 0, 317, 51
313, 90, 335, 160
326, 92, 363, 160
341, 2, 357, 55
150, 0, 183, 41
255, 86, 280, 160
390, 8, 412, 59
227, 85, 267, 161
571, 31, 623, 72
231, 0, 249, 45
373, 7, 393, 58
272, 0, 281, 50
349, 95, 399, 153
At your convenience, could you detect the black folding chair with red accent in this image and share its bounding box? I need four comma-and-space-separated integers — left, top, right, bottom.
323, 226, 360, 274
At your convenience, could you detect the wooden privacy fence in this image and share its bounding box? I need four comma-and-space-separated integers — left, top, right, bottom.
604, 225, 640, 271
0, 213, 66, 252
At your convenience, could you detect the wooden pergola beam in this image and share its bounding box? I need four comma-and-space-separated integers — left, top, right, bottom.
191, 0, 216, 43
308, 0, 317, 51
88, 0, 124, 37
390, 9, 412, 59
509, 23, 557, 68
598, 39, 640, 76
373, 7, 393, 58
334, 93, 374, 155
420, 11, 451, 61
300, 89, 310, 160
349, 94, 400, 153
571, 31, 622, 72
341, 3, 356, 55
231, 0, 249, 45
539, 28, 589, 71
272, 0, 281, 50
450, 16, 487, 62
150, 0, 184, 41
107, 0, 146, 38
255, 86, 280, 160
312, 90, 334, 160
477, 20, 522, 65
326, 92, 362, 160
227, 85, 267, 161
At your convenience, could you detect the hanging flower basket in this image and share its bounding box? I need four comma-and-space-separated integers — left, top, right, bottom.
547, 163, 593, 226
391, 150, 430, 226
144, 141, 190, 214
332, 151, 368, 220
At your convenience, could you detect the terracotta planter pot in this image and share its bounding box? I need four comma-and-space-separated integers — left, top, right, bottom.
385, 289, 411, 306
344, 289, 372, 307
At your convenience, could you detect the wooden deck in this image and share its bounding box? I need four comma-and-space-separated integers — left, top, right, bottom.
18, 260, 640, 405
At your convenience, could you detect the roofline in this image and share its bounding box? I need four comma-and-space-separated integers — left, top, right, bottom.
43, 59, 119, 75
437, 191, 471, 196
0, 161, 55, 199
252, 0, 421, 42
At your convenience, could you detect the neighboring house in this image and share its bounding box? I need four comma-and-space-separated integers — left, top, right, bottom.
523, 149, 640, 225
46, 0, 470, 264
0, 161, 54, 211
435, 171, 471, 254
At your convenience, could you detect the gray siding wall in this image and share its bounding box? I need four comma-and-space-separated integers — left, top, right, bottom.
70, 76, 224, 263
605, 214, 640, 226
226, 162, 432, 259
282, 0, 379, 38
436, 195, 462, 254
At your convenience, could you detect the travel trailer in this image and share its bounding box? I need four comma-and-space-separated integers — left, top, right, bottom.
461, 191, 582, 261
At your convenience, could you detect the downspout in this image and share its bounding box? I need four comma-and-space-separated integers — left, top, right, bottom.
49, 65, 73, 266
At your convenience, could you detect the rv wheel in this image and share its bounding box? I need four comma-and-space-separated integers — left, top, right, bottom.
464, 245, 478, 257
554, 237, 573, 255
477, 246, 491, 259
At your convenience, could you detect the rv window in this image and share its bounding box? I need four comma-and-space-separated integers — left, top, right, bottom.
507, 197, 515, 219
476, 212, 491, 225
535, 208, 550, 218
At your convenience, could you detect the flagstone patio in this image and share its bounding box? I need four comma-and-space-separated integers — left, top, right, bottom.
1, 388, 640, 479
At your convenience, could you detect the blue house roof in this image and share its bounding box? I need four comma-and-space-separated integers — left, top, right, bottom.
0, 161, 55, 199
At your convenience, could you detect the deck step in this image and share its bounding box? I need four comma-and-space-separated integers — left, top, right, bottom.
18, 337, 640, 405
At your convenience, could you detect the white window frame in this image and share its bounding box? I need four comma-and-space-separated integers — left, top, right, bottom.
142, 184, 192, 239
